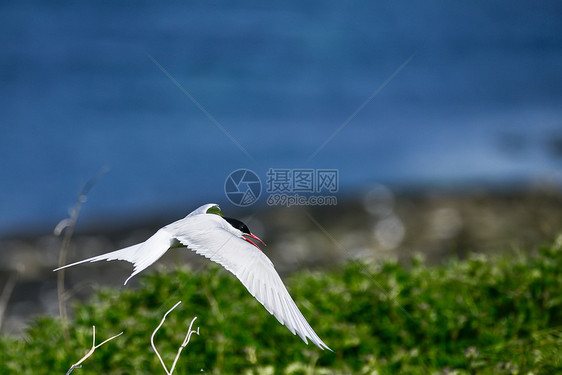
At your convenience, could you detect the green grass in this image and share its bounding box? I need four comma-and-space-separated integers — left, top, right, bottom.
1, 240, 562, 374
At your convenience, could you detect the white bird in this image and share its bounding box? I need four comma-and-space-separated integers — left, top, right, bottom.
54, 203, 331, 351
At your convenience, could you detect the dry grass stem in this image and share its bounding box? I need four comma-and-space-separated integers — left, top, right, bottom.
55, 167, 108, 336
0, 271, 18, 331
65, 325, 123, 375
151, 301, 200, 375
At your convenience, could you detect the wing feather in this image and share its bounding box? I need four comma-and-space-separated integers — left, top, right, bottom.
53, 243, 142, 271
186, 203, 219, 217
170, 214, 331, 350
54, 228, 174, 285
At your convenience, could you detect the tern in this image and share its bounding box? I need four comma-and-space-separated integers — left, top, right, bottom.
54, 203, 331, 351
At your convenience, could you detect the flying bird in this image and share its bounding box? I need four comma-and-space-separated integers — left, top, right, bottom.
54, 203, 331, 351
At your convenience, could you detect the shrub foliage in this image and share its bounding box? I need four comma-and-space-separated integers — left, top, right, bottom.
1, 242, 561, 374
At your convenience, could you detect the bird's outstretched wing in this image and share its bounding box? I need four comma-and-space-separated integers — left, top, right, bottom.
53, 228, 174, 285
169, 214, 332, 351
53, 203, 219, 284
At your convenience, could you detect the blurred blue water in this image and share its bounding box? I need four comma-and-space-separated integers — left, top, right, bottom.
1, 1, 561, 234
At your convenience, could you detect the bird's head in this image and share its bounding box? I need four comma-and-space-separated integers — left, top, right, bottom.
204, 205, 265, 249
223, 217, 266, 250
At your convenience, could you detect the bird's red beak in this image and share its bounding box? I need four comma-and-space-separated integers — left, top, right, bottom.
243, 233, 266, 250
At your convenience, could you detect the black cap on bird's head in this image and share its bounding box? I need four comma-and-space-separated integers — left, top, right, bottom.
224, 217, 250, 234
223, 217, 266, 249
